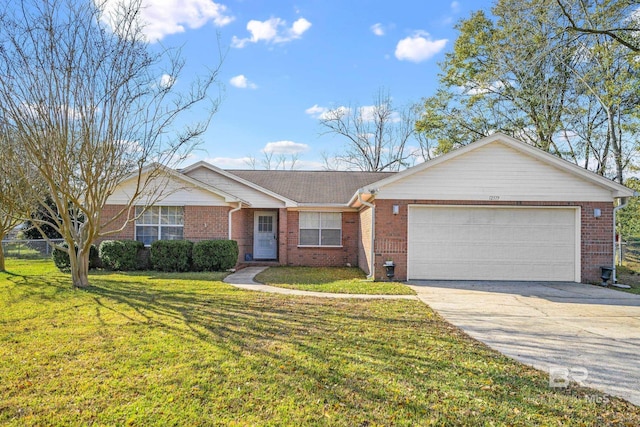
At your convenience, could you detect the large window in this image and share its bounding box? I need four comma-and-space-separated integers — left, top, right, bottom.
135, 206, 184, 246
299, 212, 342, 247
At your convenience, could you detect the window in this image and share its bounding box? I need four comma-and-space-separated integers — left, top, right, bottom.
135, 206, 184, 245
299, 212, 342, 246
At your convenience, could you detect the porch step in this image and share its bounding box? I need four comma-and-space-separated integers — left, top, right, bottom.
237, 261, 281, 269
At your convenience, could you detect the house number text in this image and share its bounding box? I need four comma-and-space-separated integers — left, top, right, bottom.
489, 195, 500, 200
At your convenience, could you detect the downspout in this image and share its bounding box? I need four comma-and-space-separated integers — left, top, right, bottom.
358, 190, 376, 279
228, 202, 242, 240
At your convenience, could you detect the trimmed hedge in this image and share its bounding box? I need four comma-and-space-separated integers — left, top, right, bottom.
192, 240, 239, 271
150, 240, 193, 272
99, 240, 145, 271
52, 243, 100, 272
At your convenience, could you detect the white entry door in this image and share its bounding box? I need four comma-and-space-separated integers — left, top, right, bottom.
253, 211, 277, 260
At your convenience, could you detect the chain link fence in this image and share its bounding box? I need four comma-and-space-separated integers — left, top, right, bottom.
621, 239, 640, 265
1, 239, 64, 259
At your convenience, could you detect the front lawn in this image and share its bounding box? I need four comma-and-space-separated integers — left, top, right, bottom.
1, 259, 638, 426
255, 266, 415, 295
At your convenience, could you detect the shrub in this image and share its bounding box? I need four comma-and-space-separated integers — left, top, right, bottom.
192, 240, 239, 271
99, 240, 144, 271
150, 240, 193, 272
52, 243, 99, 272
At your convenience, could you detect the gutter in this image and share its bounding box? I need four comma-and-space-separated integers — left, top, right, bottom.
612, 190, 639, 283
228, 202, 242, 240
357, 189, 377, 279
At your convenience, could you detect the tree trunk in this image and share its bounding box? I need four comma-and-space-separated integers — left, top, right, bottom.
606, 107, 624, 183
68, 246, 90, 288
0, 240, 5, 272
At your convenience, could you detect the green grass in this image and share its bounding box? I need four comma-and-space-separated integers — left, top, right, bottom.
615, 264, 640, 294
255, 266, 415, 295
1, 259, 639, 426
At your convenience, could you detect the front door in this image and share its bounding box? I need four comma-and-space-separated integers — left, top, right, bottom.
253, 211, 277, 260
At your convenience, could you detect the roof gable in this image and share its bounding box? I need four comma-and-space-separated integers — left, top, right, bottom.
107, 164, 244, 206
352, 133, 633, 204
182, 162, 296, 207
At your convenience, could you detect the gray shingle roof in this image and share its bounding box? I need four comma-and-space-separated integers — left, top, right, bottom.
227, 170, 395, 204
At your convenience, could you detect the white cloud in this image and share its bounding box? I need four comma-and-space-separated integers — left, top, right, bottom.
395, 31, 448, 63
262, 140, 310, 154
229, 74, 257, 89
450, 1, 461, 13
100, 0, 234, 42
160, 74, 175, 88
371, 23, 385, 36
291, 18, 312, 37
305, 104, 354, 120
231, 17, 312, 48
206, 156, 254, 168
305, 104, 329, 118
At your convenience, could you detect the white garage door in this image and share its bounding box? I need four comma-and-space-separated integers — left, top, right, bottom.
407, 206, 579, 281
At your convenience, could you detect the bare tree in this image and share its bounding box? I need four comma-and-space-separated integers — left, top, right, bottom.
0, 0, 222, 287
0, 131, 44, 271
319, 90, 417, 171
245, 152, 300, 170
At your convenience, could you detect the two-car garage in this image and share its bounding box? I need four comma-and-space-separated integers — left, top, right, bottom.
354, 134, 634, 283
407, 206, 580, 282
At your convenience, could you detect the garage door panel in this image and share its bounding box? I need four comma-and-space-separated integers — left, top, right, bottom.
408, 206, 578, 281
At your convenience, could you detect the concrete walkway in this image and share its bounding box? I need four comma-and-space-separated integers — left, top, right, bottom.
223, 267, 418, 300
407, 280, 640, 407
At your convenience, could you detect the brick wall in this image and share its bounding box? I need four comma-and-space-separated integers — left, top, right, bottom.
285, 210, 359, 267
99, 204, 135, 241
183, 206, 229, 241
372, 199, 613, 284
231, 209, 252, 263
98, 204, 231, 243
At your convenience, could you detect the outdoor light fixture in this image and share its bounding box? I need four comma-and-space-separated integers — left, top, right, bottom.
392, 204, 400, 215
594, 208, 602, 218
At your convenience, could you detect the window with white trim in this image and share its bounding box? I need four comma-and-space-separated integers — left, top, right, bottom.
299, 212, 342, 246
135, 206, 184, 246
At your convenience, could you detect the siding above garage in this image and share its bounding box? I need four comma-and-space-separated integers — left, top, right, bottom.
376, 141, 616, 202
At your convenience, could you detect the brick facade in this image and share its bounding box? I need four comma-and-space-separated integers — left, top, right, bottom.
183, 206, 230, 241
101, 199, 614, 283
99, 204, 231, 243
369, 199, 613, 284
99, 204, 135, 240
284, 210, 359, 268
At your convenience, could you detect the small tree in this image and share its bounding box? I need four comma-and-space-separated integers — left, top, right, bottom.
0, 0, 222, 287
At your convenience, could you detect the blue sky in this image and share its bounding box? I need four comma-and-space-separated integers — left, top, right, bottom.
112, 0, 493, 169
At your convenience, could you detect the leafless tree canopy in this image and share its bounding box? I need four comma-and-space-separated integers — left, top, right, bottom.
0, 0, 222, 286
319, 90, 418, 171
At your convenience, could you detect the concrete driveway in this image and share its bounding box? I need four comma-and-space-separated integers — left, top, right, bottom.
406, 281, 640, 406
